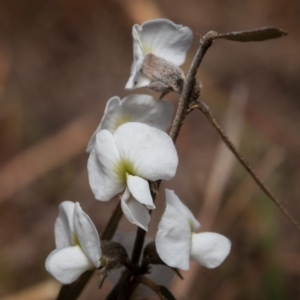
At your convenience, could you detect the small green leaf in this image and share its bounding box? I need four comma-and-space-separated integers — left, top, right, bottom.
215, 27, 287, 42
158, 285, 177, 300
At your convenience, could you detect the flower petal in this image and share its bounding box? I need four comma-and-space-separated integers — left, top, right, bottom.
87, 130, 125, 201
73, 203, 101, 268
86, 96, 121, 152
114, 123, 178, 181
87, 95, 173, 152
121, 187, 150, 231
135, 19, 193, 66
165, 189, 200, 232
45, 246, 94, 284
54, 201, 75, 249
121, 95, 173, 132
155, 195, 191, 270
127, 174, 155, 209
190, 232, 231, 268
125, 57, 151, 89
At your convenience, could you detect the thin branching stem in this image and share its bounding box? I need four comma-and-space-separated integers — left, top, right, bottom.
57, 26, 293, 300
101, 202, 123, 240
108, 181, 161, 299
170, 32, 213, 142
107, 27, 297, 299
131, 180, 160, 265
173, 28, 300, 233
192, 100, 300, 233
124, 35, 215, 284
131, 227, 147, 265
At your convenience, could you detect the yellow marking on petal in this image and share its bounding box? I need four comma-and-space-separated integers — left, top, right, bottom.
134, 30, 152, 55
72, 234, 80, 247
143, 45, 152, 55
112, 115, 132, 131
114, 159, 136, 184
188, 219, 195, 233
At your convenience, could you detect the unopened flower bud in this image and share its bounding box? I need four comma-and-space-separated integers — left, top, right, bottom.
98, 240, 132, 288
142, 53, 185, 95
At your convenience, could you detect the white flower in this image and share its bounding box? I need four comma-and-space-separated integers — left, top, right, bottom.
87, 122, 178, 231
87, 94, 174, 153
125, 19, 193, 90
45, 201, 101, 284
156, 190, 231, 270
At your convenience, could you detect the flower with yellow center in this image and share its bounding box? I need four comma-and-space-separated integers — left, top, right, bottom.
87, 122, 178, 230
86, 94, 173, 153
45, 201, 101, 284
125, 19, 193, 90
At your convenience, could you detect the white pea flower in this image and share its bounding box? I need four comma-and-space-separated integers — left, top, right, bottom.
45, 201, 101, 284
88, 122, 178, 231
87, 94, 174, 153
156, 190, 231, 270
125, 19, 193, 92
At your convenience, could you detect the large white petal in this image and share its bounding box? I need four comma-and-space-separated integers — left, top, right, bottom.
135, 19, 193, 66
121, 95, 173, 132
54, 201, 75, 249
87, 130, 125, 201
190, 232, 231, 269
155, 197, 191, 270
114, 123, 178, 181
45, 246, 94, 284
121, 188, 150, 231
86, 96, 121, 152
165, 189, 200, 232
87, 95, 173, 150
73, 203, 101, 268
127, 175, 155, 209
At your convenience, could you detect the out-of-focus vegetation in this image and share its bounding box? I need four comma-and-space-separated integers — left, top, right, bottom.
0, 0, 300, 299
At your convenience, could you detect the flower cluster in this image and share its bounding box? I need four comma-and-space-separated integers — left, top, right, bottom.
46, 19, 231, 287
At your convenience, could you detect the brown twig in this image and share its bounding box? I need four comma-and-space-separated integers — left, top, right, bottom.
170, 84, 247, 298
172, 27, 300, 233
169, 33, 213, 142
193, 100, 300, 233
56, 26, 292, 300
217, 146, 285, 230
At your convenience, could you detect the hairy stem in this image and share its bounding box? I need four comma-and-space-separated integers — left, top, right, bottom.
170, 32, 213, 141
171, 28, 300, 233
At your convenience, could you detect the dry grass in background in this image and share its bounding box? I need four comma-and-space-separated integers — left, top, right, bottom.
0, 0, 300, 299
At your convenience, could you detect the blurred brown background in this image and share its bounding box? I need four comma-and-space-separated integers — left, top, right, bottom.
0, 0, 300, 299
